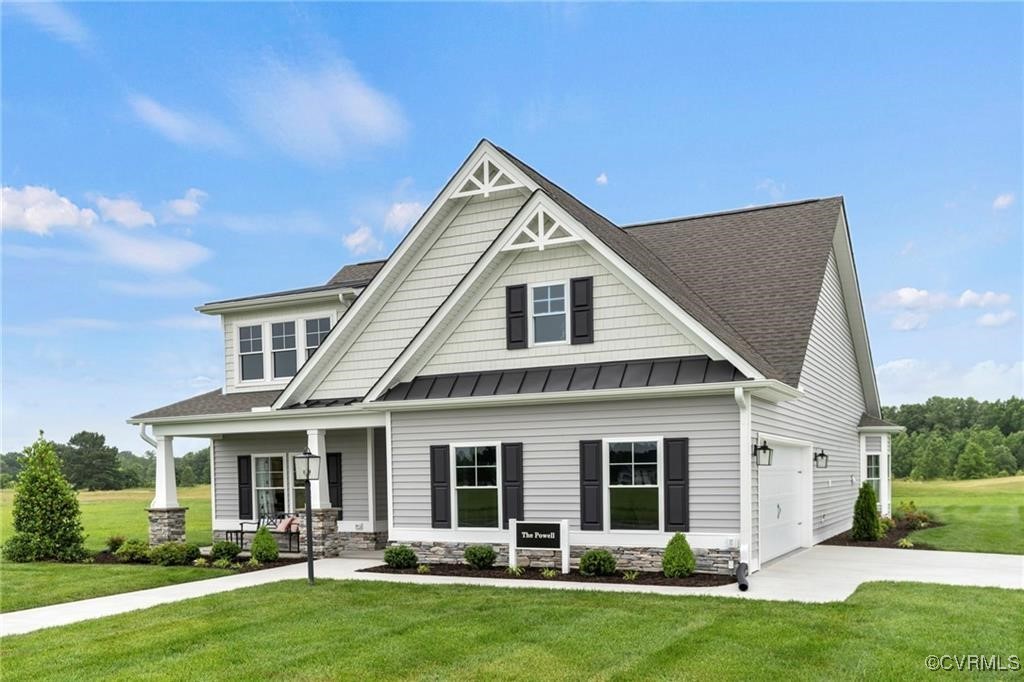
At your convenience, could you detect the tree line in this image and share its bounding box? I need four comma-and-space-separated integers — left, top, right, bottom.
883, 397, 1024, 480
0, 431, 210, 490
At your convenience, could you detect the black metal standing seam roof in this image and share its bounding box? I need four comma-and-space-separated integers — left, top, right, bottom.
284, 397, 362, 409
381, 355, 747, 401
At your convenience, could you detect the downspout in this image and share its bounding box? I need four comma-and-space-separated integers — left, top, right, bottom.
734, 387, 754, 575
139, 423, 157, 448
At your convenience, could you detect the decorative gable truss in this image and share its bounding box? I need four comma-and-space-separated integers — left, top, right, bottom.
502, 206, 581, 252
452, 157, 524, 199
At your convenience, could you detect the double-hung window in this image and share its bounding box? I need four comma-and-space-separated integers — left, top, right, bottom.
254, 456, 285, 517
608, 440, 659, 530
454, 445, 499, 528
305, 317, 331, 359
271, 322, 297, 378
531, 283, 567, 344
239, 325, 264, 381
865, 435, 882, 498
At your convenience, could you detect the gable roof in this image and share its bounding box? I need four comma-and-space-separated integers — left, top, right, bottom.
625, 198, 845, 387
132, 389, 280, 420
327, 259, 386, 288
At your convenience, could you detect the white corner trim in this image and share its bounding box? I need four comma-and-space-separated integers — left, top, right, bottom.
735, 387, 754, 570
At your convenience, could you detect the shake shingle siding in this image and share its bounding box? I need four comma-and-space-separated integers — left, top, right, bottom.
751, 250, 866, 543
390, 395, 739, 532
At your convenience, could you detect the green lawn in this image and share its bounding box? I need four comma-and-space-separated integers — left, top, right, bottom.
0, 562, 231, 613
0, 485, 213, 551
892, 476, 1024, 554
4, 580, 1022, 680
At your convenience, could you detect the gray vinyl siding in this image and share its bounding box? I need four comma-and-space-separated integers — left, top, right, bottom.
390, 395, 739, 531
751, 249, 866, 544
311, 194, 528, 398
212, 430, 371, 521
373, 427, 387, 523
421, 243, 704, 375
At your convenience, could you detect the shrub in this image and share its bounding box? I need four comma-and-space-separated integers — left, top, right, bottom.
506, 565, 525, 576
463, 544, 496, 570
879, 517, 896, 535
2, 435, 86, 562
579, 549, 617, 576
210, 540, 241, 563
622, 570, 640, 582
106, 535, 126, 553
246, 558, 261, 569
384, 544, 417, 569
416, 564, 431, 574
540, 568, 559, 579
149, 542, 201, 566
897, 537, 914, 549
894, 500, 932, 530
250, 527, 279, 563
662, 533, 696, 578
193, 557, 208, 567
211, 558, 233, 569
851, 482, 882, 541
114, 539, 151, 563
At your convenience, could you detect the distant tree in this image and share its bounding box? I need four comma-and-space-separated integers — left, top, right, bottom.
1006, 432, 1024, 472
890, 432, 915, 479
989, 445, 1017, 476
118, 450, 155, 488
911, 434, 950, 480
954, 442, 991, 480
178, 466, 197, 487
57, 431, 125, 490
178, 447, 210, 485
0, 451, 26, 487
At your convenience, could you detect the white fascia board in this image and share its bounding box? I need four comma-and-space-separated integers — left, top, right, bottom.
831, 204, 882, 416
196, 288, 356, 315
271, 141, 539, 410
144, 408, 386, 437
858, 425, 905, 434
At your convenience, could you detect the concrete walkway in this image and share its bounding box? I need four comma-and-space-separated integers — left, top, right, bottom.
3, 546, 1021, 637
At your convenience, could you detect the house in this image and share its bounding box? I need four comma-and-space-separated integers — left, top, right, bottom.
129, 140, 903, 574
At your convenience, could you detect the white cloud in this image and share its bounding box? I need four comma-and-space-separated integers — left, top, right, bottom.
383, 201, 424, 233
163, 188, 208, 221
2, 186, 97, 234
102, 277, 214, 298
977, 310, 1017, 328
88, 226, 211, 274
877, 358, 1023, 404
236, 56, 406, 163
128, 95, 238, 151
899, 241, 914, 256
993, 193, 1015, 210
755, 178, 786, 201
155, 315, 220, 331
958, 289, 1012, 308
5, 317, 120, 337
890, 312, 928, 331
8, 2, 93, 52
595, 173, 608, 186
880, 287, 1012, 310
343, 224, 383, 255
94, 195, 155, 228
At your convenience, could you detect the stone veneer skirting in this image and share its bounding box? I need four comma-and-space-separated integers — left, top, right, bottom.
397, 541, 739, 575
214, 521, 387, 556
148, 507, 187, 546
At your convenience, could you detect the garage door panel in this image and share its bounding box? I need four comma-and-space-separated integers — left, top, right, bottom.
759, 443, 808, 562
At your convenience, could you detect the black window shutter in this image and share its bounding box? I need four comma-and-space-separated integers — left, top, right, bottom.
506, 284, 527, 350
570, 276, 594, 345
429, 445, 451, 528
501, 443, 524, 529
579, 440, 603, 530
664, 438, 690, 532
326, 452, 343, 520
237, 455, 253, 520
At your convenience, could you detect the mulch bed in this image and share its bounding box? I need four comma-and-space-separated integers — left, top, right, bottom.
821, 520, 942, 550
90, 550, 304, 572
360, 564, 735, 587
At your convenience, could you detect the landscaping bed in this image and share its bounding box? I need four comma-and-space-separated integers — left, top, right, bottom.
822, 519, 943, 550
361, 563, 736, 586
90, 550, 304, 572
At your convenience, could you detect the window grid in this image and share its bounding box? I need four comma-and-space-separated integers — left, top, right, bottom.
531, 283, 567, 344
608, 441, 659, 487
271, 322, 297, 379
239, 325, 264, 381
305, 317, 331, 358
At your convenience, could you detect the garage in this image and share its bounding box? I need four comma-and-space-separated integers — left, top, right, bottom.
758, 440, 811, 563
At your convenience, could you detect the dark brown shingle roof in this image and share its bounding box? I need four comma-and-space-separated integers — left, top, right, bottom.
131, 389, 280, 420
859, 413, 901, 428
327, 260, 386, 288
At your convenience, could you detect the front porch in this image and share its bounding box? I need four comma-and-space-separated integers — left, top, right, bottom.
144, 417, 389, 557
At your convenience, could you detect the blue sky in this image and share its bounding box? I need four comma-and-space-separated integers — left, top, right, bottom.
2, 2, 1021, 453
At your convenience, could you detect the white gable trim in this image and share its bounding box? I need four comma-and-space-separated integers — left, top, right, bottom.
364, 191, 765, 402
501, 205, 582, 252
271, 141, 538, 410
830, 204, 882, 416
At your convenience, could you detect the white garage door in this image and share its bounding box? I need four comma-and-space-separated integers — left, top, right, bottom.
759, 442, 807, 563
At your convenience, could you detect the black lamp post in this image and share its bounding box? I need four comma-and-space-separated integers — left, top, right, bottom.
293, 448, 320, 585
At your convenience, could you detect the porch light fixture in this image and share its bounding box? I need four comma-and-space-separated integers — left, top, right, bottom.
814, 449, 829, 469
293, 448, 320, 585
753, 440, 773, 467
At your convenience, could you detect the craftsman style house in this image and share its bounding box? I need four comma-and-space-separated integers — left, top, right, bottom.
131, 140, 901, 574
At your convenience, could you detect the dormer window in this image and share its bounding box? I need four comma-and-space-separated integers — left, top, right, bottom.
271, 322, 297, 378
531, 283, 567, 344
305, 317, 331, 358
239, 325, 264, 381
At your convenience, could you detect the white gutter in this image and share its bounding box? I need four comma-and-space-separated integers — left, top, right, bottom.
734, 387, 755, 572
858, 425, 906, 434
196, 287, 360, 315
138, 423, 158, 448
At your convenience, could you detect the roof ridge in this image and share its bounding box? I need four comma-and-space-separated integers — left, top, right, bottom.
622, 196, 843, 229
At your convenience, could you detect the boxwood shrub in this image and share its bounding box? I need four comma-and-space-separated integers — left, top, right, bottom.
384, 544, 417, 569
579, 549, 617, 576
148, 542, 201, 566
114, 538, 151, 563
662, 533, 696, 577
250, 527, 279, 563
210, 540, 241, 563
463, 544, 496, 570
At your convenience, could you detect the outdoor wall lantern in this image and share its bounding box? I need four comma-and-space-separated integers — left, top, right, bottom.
753, 440, 773, 466
814, 449, 829, 469
293, 448, 320, 585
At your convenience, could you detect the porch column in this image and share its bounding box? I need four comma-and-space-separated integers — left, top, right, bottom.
365, 428, 376, 532
148, 435, 186, 545
306, 429, 332, 509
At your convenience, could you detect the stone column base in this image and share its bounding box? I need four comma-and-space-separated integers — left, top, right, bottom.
148, 507, 187, 546
296, 508, 342, 557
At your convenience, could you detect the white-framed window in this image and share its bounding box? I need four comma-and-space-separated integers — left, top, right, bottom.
606, 439, 662, 531
305, 317, 331, 358
254, 456, 286, 517
865, 435, 882, 497
271, 321, 297, 378
238, 325, 264, 381
530, 282, 568, 345
453, 443, 501, 528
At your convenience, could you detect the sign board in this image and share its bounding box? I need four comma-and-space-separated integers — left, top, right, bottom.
515, 523, 560, 549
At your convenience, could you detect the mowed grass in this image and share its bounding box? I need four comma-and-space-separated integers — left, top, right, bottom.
0, 485, 213, 551
0, 486, 219, 613
892, 476, 1024, 554
4, 580, 1022, 681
